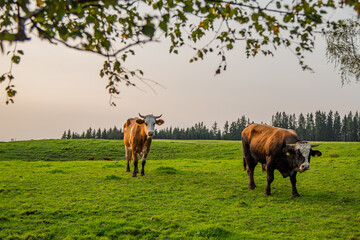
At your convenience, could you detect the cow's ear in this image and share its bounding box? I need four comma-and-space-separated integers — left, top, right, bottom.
156, 119, 164, 125
311, 150, 322, 157
136, 119, 145, 125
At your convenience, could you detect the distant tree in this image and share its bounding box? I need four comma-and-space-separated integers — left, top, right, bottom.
353, 111, 359, 142
102, 129, 108, 139
288, 114, 296, 130
211, 121, 219, 140
72, 132, 81, 139
272, 112, 282, 128
173, 127, 180, 140
326, 110, 334, 141
66, 130, 72, 140
229, 121, 238, 140
61, 131, 67, 139
223, 121, 229, 140
341, 115, 348, 141
96, 128, 102, 139
315, 111, 327, 141
297, 113, 307, 140
281, 112, 289, 129
346, 111, 354, 141
306, 113, 315, 141
333, 111, 342, 141
107, 128, 114, 139
85, 127, 93, 139
238, 116, 248, 139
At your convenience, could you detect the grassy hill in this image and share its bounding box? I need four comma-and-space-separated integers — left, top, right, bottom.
0, 139, 242, 161
0, 139, 359, 239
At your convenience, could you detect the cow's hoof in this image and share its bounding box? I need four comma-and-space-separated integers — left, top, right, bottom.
264, 192, 271, 196
132, 174, 137, 177
126, 169, 130, 172
292, 193, 300, 198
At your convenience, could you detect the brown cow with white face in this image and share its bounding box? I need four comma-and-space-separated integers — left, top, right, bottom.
242, 123, 322, 197
123, 113, 164, 177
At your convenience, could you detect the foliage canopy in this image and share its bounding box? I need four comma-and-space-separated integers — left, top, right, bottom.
1, 0, 359, 104
325, 19, 360, 85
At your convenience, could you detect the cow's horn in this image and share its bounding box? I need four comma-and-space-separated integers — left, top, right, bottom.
155, 114, 163, 119
311, 144, 319, 148
138, 113, 145, 119
285, 144, 296, 149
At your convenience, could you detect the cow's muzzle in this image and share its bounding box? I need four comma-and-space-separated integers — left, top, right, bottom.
299, 163, 310, 172
147, 131, 154, 137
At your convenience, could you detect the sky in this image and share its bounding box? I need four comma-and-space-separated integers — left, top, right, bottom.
0, 10, 359, 141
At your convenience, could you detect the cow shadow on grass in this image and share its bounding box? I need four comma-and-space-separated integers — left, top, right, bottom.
238, 177, 357, 207
298, 190, 359, 207
154, 166, 180, 175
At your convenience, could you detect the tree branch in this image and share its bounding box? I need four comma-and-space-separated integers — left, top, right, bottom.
206, 0, 304, 16
50, 35, 160, 58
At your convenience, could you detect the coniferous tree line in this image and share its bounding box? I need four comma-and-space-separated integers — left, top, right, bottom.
61, 127, 123, 140
155, 116, 252, 140
271, 110, 359, 142
61, 110, 360, 142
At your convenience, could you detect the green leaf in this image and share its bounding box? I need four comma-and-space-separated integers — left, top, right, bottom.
159, 20, 168, 32
251, 13, 259, 22
142, 24, 155, 38
159, 14, 169, 32
283, 14, 293, 23
183, 4, 193, 12
11, 55, 20, 64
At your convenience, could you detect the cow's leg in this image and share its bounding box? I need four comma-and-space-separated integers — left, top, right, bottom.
140, 154, 147, 176
247, 167, 256, 190
132, 150, 139, 177
245, 158, 257, 190
265, 162, 275, 196
290, 172, 300, 198
140, 146, 151, 176
125, 147, 131, 172
140, 157, 146, 176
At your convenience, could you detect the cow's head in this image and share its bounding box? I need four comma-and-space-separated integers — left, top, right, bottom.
136, 113, 164, 137
284, 142, 322, 172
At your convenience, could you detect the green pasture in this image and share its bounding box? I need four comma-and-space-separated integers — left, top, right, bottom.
0, 139, 359, 239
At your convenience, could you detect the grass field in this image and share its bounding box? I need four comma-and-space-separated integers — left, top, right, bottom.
0, 139, 359, 239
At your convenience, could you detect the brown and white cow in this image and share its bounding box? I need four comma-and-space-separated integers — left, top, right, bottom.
241, 123, 322, 197
123, 113, 164, 177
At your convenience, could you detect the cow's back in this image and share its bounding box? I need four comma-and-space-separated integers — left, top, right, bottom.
242, 124, 299, 159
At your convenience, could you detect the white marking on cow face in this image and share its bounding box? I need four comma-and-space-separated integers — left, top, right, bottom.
140, 115, 158, 137
295, 142, 311, 172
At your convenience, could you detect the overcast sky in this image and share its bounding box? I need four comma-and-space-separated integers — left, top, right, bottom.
0, 10, 359, 141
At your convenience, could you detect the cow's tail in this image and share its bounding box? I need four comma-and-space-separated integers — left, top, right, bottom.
243, 157, 247, 171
